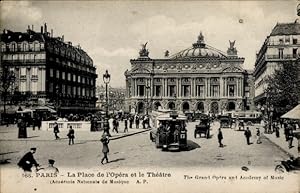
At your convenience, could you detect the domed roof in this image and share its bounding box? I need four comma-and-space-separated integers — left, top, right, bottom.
171, 32, 227, 59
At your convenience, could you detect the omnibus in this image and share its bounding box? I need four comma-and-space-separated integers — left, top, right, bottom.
149, 109, 188, 151
230, 111, 262, 125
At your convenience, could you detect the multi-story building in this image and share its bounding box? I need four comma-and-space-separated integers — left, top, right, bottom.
253, 21, 300, 105
0, 24, 98, 115
125, 32, 254, 114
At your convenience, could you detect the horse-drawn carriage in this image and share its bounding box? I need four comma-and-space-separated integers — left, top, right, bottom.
219, 115, 232, 128
194, 114, 210, 138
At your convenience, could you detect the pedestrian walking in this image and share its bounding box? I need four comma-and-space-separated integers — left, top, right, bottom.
17, 117, 27, 138
135, 115, 140, 129
275, 123, 280, 138
100, 132, 110, 164
53, 122, 60, 139
244, 127, 252, 145
284, 124, 289, 141
287, 124, 294, 148
129, 116, 133, 129
17, 148, 39, 172
37, 116, 42, 130
124, 118, 128, 132
145, 116, 150, 128
217, 128, 223, 147
256, 128, 261, 144
43, 159, 59, 175
112, 118, 118, 133
116, 119, 119, 133
67, 126, 75, 145
142, 116, 146, 129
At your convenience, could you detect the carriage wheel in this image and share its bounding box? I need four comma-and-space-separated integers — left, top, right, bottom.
275, 165, 286, 173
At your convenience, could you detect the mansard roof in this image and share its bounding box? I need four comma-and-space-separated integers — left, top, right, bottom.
270, 22, 300, 36
0, 30, 45, 43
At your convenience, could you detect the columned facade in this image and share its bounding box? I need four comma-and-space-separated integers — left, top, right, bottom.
125, 33, 253, 114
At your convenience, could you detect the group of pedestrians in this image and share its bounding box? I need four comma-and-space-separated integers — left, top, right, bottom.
17, 147, 59, 174
217, 126, 262, 148
264, 118, 298, 149
53, 122, 75, 145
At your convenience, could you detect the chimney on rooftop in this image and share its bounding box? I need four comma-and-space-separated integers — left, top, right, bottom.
51, 29, 53, 37
32, 25, 34, 31
44, 23, 47, 33
62, 35, 64, 42
41, 26, 43, 34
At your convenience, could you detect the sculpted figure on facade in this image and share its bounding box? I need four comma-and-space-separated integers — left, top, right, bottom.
139, 42, 149, 57
125, 33, 253, 114
227, 40, 238, 56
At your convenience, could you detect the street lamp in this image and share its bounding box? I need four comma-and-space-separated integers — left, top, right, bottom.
55, 85, 60, 117
146, 84, 150, 115
103, 70, 111, 136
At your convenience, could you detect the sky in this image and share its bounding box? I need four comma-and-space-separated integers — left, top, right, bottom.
1, 1, 299, 88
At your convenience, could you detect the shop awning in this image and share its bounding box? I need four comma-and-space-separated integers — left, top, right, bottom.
281, 104, 300, 120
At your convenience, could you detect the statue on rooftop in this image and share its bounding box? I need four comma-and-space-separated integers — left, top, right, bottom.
227, 40, 238, 56
139, 42, 149, 57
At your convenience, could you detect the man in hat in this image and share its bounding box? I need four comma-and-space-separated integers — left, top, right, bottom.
17, 148, 39, 172
256, 128, 261, 144
244, 127, 252, 145
101, 132, 110, 164
43, 159, 59, 175
67, 126, 75, 145
217, 128, 224, 147
53, 122, 60, 139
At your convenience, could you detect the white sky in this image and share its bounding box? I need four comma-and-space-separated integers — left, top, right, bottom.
1, 1, 299, 88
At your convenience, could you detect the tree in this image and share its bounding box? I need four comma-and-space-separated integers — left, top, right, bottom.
265, 60, 300, 116
0, 65, 16, 116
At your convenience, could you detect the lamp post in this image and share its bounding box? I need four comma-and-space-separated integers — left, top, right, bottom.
146, 84, 150, 115
55, 85, 60, 117
103, 70, 111, 136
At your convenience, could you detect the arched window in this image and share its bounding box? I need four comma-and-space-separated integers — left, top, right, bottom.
182, 102, 190, 112
210, 102, 219, 114
168, 102, 175, 110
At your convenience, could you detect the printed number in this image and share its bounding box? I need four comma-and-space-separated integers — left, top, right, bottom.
22, 173, 33, 178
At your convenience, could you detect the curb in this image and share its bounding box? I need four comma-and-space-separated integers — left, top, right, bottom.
111, 129, 151, 140
0, 129, 151, 142
262, 134, 295, 158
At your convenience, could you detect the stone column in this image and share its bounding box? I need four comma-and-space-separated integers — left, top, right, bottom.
236, 78, 239, 97
241, 77, 244, 97
164, 78, 167, 97
224, 78, 227, 97
220, 77, 224, 97
238, 77, 241, 97
178, 78, 181, 98
206, 78, 210, 97
176, 78, 179, 97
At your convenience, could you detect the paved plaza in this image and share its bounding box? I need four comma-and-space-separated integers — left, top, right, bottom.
0, 121, 296, 171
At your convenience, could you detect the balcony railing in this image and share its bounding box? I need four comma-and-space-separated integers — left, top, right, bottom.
266, 54, 296, 60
